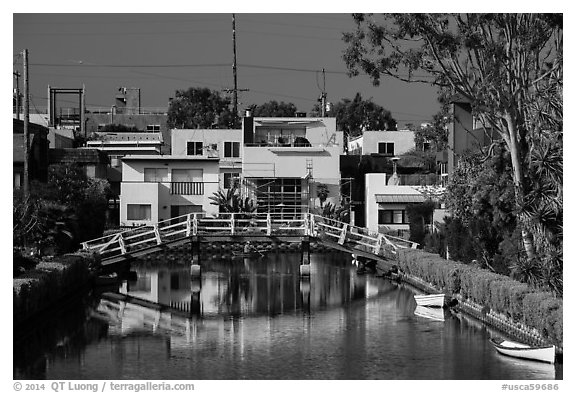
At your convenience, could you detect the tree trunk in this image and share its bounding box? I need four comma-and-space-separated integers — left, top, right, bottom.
504, 113, 539, 262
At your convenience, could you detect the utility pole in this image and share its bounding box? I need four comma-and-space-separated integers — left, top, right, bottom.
224, 14, 248, 126
23, 49, 30, 198
232, 13, 238, 121
318, 68, 327, 117
14, 71, 21, 120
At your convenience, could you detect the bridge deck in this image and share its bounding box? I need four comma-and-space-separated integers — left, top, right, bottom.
83, 213, 418, 265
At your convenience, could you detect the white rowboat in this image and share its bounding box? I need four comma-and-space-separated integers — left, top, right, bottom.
414, 293, 445, 308
490, 338, 555, 364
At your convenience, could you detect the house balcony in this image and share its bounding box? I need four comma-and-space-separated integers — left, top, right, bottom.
397, 174, 440, 186
170, 182, 204, 195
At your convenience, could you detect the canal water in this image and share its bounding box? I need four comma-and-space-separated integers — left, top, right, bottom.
14, 252, 562, 380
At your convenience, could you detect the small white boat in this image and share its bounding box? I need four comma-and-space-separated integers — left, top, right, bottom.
414, 293, 445, 308
414, 305, 445, 321
490, 338, 556, 364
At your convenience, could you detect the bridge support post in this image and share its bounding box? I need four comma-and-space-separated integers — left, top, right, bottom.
300, 236, 311, 277
190, 236, 201, 278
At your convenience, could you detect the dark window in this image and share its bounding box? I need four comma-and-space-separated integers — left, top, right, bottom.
187, 141, 203, 156
127, 204, 151, 221
223, 173, 240, 189
378, 142, 395, 156
224, 141, 240, 158
378, 209, 408, 224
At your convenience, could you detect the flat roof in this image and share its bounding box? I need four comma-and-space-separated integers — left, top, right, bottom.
121, 155, 219, 161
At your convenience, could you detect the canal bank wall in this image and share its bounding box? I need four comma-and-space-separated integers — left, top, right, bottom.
394, 249, 563, 353
13, 252, 98, 326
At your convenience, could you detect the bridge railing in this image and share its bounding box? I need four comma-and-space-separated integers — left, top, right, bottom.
82, 212, 311, 258
310, 214, 418, 259
82, 212, 417, 260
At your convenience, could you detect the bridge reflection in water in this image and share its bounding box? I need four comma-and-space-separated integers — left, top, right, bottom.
16, 253, 561, 380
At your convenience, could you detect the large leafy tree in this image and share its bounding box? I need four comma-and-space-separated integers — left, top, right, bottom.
167, 87, 237, 129
335, 93, 397, 136
343, 13, 562, 266
250, 101, 298, 117
314, 92, 397, 137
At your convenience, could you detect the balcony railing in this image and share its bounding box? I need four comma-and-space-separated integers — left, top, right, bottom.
170, 182, 204, 195
397, 174, 440, 186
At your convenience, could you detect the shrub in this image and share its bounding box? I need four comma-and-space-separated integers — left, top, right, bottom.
396, 248, 563, 347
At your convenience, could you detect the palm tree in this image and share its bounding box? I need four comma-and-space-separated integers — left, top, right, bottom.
316, 183, 329, 208
209, 184, 257, 214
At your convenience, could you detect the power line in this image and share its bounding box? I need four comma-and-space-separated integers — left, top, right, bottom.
16, 29, 229, 37
31, 62, 231, 68
29, 61, 435, 79
15, 16, 229, 26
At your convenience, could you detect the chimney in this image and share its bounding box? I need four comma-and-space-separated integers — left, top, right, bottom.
242, 113, 254, 145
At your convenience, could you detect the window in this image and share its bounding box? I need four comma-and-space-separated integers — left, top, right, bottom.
146, 124, 161, 131
172, 169, 203, 182
378, 209, 409, 224
439, 162, 448, 175
253, 178, 306, 215
224, 141, 240, 158
186, 141, 203, 156
144, 168, 168, 182
170, 204, 203, 218
378, 142, 395, 156
97, 124, 106, 131
127, 204, 151, 221
223, 173, 240, 189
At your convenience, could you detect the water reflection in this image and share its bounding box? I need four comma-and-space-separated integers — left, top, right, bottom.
116, 253, 383, 318
14, 252, 561, 380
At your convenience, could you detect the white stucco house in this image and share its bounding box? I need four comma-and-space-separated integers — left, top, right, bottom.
119, 155, 220, 226
348, 130, 416, 156
241, 115, 344, 215
365, 173, 426, 235
170, 128, 242, 190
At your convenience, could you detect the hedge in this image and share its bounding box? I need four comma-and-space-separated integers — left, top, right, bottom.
13, 252, 97, 325
397, 249, 563, 347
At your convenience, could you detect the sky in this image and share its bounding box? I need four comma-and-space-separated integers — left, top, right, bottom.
12, 12, 441, 128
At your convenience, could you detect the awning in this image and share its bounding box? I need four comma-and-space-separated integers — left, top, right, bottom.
375, 194, 426, 203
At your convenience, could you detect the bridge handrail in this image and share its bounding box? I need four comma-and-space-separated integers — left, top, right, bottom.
310, 214, 419, 251
83, 212, 419, 259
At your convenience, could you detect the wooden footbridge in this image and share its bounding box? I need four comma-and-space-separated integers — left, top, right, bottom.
81, 213, 418, 267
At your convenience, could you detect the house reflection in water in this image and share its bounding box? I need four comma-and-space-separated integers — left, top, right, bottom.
117, 253, 378, 320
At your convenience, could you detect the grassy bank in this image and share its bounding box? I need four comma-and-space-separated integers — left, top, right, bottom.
13, 252, 99, 326
396, 249, 562, 349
